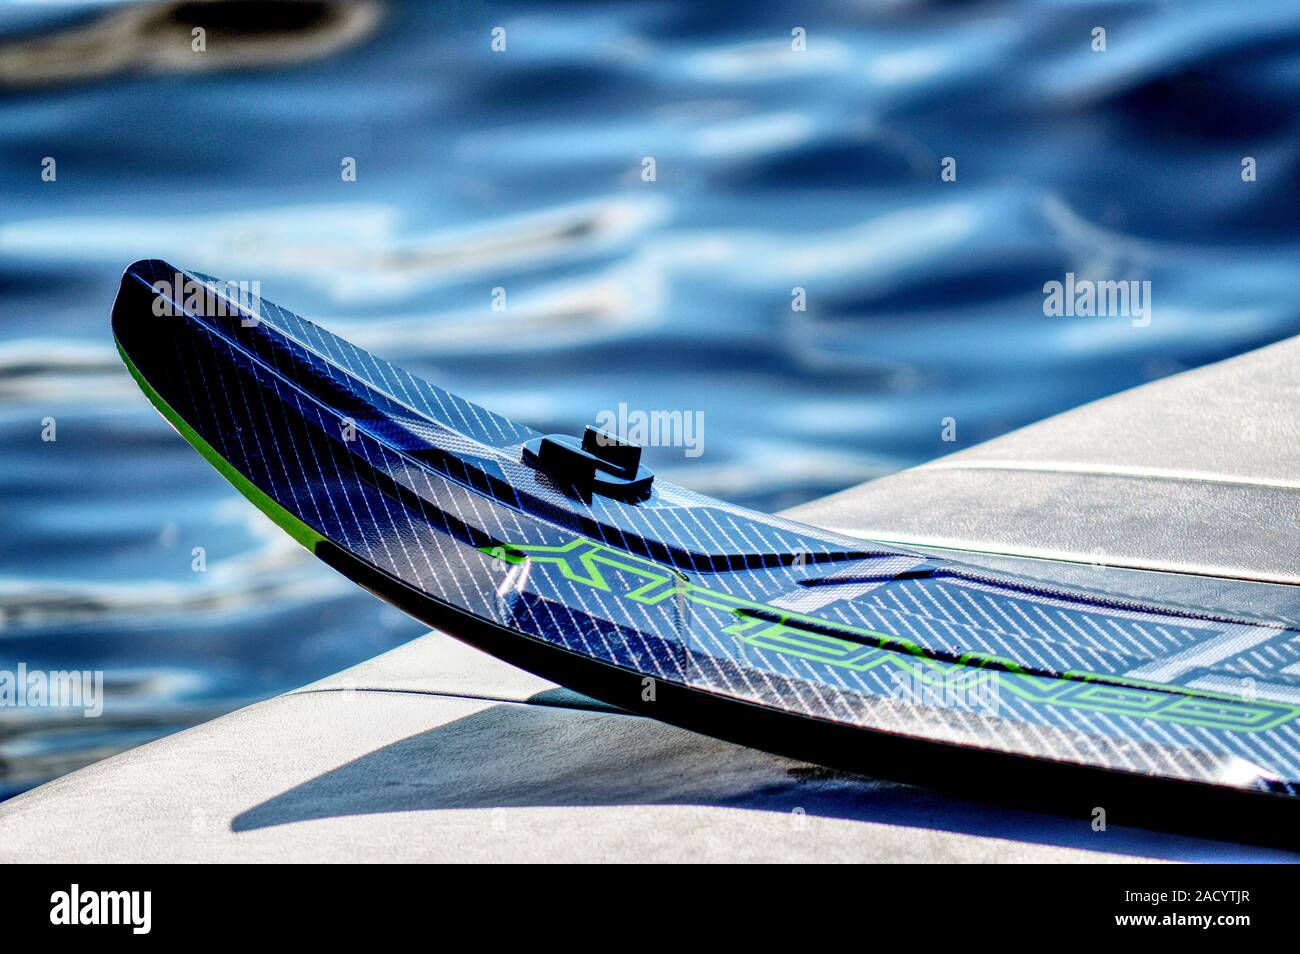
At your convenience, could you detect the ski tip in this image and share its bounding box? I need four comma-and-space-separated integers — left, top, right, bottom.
111, 259, 184, 341
120, 258, 176, 280
112, 259, 269, 357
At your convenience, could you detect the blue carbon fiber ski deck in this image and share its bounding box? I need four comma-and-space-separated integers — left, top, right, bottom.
112, 260, 1300, 836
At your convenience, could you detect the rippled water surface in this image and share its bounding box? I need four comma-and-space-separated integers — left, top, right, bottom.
1, 0, 1298, 795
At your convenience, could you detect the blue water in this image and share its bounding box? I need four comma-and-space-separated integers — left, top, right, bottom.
1, 0, 1297, 795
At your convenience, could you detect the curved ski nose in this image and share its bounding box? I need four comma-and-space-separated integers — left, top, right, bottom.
113, 260, 401, 433
112, 259, 264, 407
113, 256, 259, 350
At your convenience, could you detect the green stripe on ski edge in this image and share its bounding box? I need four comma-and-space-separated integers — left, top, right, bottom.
115, 337, 326, 553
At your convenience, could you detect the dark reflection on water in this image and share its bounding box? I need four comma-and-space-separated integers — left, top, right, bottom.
0, 0, 1297, 795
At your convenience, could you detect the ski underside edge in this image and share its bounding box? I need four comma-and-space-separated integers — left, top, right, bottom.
111, 260, 1300, 844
